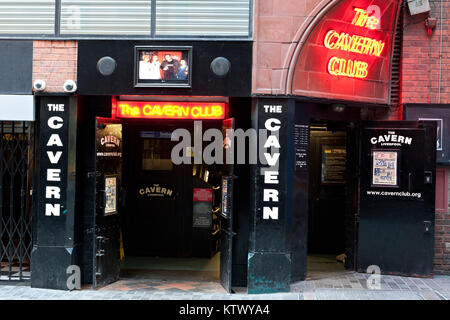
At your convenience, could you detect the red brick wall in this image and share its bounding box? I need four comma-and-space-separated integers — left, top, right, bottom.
401, 1, 450, 275
434, 167, 450, 274
32, 41, 77, 93
401, 0, 450, 104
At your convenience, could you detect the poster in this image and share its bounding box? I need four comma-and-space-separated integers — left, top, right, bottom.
321, 145, 346, 183
372, 151, 398, 186
104, 176, 118, 215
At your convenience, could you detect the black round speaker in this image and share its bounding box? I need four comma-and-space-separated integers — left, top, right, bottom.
210, 57, 231, 78
97, 56, 117, 76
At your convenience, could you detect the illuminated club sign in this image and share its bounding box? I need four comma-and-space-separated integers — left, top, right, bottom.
115, 101, 226, 120
325, 8, 386, 79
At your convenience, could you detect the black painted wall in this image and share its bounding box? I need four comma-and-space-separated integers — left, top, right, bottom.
248, 97, 295, 293
228, 97, 252, 286
31, 95, 78, 290
0, 40, 32, 94
77, 40, 252, 97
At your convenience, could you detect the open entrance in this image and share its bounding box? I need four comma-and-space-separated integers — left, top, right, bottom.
119, 120, 223, 287
85, 97, 237, 293
307, 121, 356, 279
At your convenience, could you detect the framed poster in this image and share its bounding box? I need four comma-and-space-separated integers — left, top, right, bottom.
419, 118, 443, 150
372, 150, 399, 187
134, 46, 192, 88
104, 175, 118, 216
321, 145, 346, 184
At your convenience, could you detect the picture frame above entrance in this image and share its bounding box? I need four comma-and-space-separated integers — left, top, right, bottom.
134, 46, 193, 88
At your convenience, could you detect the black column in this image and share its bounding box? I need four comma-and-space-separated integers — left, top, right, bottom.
247, 97, 295, 294
31, 95, 78, 290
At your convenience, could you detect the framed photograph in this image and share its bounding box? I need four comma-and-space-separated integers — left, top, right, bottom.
419, 118, 443, 150
134, 46, 192, 88
371, 150, 399, 187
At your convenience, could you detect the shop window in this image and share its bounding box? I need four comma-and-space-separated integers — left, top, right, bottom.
142, 138, 173, 171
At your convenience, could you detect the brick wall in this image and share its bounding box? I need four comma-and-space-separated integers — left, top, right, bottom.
401, 1, 450, 275
252, 0, 326, 95
32, 40, 77, 93
434, 168, 450, 274
401, 0, 450, 104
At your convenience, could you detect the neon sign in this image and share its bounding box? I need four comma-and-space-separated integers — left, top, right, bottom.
324, 31, 385, 57
352, 8, 380, 30
328, 57, 368, 79
325, 7, 386, 79
115, 101, 226, 120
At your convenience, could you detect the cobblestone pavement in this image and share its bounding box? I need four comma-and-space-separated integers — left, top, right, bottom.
0, 272, 449, 300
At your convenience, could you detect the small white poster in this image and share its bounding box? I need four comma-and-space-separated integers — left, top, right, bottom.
372, 151, 398, 186
105, 176, 118, 215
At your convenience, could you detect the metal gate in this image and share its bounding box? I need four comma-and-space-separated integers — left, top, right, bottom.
0, 121, 35, 281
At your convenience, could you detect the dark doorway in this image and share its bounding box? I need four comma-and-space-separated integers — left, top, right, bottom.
121, 120, 223, 258
117, 119, 226, 288
307, 121, 353, 277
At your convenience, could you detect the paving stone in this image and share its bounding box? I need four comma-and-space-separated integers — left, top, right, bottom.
1, 272, 449, 300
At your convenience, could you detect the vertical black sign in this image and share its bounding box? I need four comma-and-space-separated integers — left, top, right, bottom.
248, 98, 294, 294
36, 97, 70, 245
32, 96, 77, 290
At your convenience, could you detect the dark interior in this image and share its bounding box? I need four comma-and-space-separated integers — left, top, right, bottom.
308, 121, 348, 256
121, 119, 223, 258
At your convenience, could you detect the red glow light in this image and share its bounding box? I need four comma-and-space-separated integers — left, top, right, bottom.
351, 8, 380, 30
324, 30, 385, 57
324, 7, 385, 79
328, 57, 368, 78
115, 101, 226, 120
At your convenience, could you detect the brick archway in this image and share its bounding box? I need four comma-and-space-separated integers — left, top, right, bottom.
252, 0, 343, 95
253, 0, 401, 104
285, 0, 343, 94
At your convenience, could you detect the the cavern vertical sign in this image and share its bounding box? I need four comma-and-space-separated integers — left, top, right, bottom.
36, 96, 75, 246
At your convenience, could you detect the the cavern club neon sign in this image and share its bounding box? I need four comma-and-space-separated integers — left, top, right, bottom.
115, 101, 226, 120
324, 8, 386, 79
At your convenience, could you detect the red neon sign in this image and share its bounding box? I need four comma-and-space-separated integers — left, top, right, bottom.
352, 8, 380, 30
324, 30, 385, 57
324, 7, 386, 79
115, 101, 226, 120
